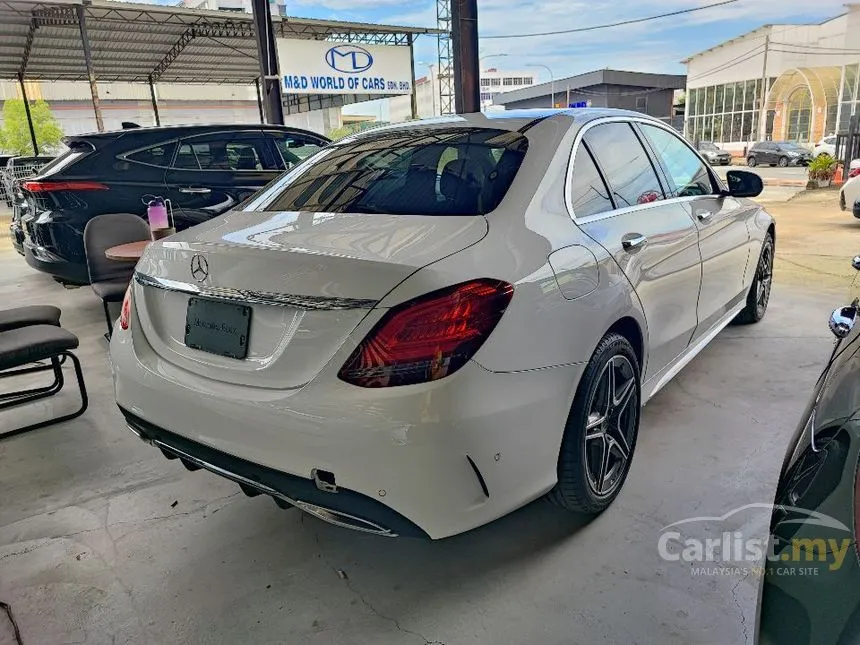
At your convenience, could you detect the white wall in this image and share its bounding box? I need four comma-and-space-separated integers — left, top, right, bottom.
686, 9, 860, 89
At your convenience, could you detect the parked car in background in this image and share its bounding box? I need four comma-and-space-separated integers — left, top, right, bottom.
839, 173, 860, 218
19, 124, 328, 285
747, 141, 813, 167
5, 156, 56, 254
0, 155, 15, 206
756, 256, 860, 644
814, 135, 837, 158
112, 109, 774, 540
696, 141, 732, 166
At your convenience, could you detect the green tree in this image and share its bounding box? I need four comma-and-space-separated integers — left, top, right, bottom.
0, 98, 64, 156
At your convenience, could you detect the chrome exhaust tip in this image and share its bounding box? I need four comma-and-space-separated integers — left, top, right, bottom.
291, 499, 397, 537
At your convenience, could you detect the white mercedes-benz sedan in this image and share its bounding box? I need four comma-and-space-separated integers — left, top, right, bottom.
111, 109, 774, 539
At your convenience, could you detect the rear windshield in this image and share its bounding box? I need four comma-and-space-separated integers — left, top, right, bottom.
36, 142, 92, 176
251, 127, 528, 216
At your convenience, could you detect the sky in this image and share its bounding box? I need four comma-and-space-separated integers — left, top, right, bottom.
282, 0, 853, 82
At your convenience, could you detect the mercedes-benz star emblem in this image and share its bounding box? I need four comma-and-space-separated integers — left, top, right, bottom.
190, 254, 209, 282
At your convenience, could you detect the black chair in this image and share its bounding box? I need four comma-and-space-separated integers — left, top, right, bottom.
0, 325, 88, 441
0, 305, 61, 332
83, 213, 150, 338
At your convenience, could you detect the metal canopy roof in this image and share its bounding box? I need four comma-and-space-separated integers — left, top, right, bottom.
0, 0, 439, 85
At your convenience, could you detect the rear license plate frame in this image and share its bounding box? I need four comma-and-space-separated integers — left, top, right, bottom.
184, 297, 251, 359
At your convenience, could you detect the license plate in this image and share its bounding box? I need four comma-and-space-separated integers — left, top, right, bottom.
185, 297, 251, 359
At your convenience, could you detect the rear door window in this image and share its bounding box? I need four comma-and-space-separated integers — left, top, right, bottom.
173, 131, 274, 171
125, 141, 176, 168
583, 122, 665, 209
569, 144, 614, 217
253, 127, 528, 215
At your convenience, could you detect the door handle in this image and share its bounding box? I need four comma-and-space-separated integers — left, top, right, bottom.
697, 211, 713, 222
621, 233, 648, 251
179, 186, 211, 194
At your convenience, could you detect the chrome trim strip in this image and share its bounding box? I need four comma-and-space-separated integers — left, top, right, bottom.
563, 115, 725, 226
142, 435, 397, 537
134, 272, 377, 311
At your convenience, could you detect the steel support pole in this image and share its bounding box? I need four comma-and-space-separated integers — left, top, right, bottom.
76, 5, 103, 132
451, 0, 479, 114
408, 35, 418, 119
251, 0, 284, 125
255, 78, 265, 124
17, 74, 38, 157
148, 76, 160, 126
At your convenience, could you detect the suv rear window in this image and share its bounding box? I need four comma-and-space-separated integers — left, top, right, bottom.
254, 127, 528, 216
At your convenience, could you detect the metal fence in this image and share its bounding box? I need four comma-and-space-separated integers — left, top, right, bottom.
0, 157, 53, 207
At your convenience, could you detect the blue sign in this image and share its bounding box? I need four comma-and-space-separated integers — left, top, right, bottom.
569, 101, 589, 108
325, 45, 374, 74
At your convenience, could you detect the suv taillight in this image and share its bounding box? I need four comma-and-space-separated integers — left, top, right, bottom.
119, 286, 132, 331
849, 168, 860, 179
338, 279, 514, 388
21, 180, 108, 193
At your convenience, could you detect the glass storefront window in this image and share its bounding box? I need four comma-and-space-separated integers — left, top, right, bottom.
705, 86, 715, 114
715, 85, 724, 114
741, 112, 752, 141
842, 64, 858, 102
702, 115, 713, 139
721, 114, 732, 142
744, 80, 756, 111
733, 82, 744, 111
713, 114, 723, 142
689, 88, 698, 117
732, 113, 742, 142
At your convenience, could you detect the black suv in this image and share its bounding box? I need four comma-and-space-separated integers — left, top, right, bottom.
19, 124, 328, 285
747, 141, 813, 167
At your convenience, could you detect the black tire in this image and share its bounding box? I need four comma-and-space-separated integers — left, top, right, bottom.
747, 157, 757, 167
778, 156, 789, 167
548, 333, 641, 514
735, 233, 774, 325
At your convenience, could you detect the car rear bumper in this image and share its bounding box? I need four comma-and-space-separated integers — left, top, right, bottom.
110, 312, 584, 539
23, 240, 90, 284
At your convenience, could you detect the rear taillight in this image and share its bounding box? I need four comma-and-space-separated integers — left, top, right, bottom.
119, 286, 132, 331
849, 168, 860, 179
21, 180, 108, 193
338, 279, 514, 388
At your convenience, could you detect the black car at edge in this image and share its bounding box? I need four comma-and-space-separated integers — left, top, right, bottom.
757, 257, 860, 644
18, 124, 328, 285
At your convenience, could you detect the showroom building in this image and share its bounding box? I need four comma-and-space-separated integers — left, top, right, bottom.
683, 4, 860, 150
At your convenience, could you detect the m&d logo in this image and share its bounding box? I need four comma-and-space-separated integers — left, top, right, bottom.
324, 45, 374, 73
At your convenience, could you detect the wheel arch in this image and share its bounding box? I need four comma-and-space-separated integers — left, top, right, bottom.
606, 316, 644, 373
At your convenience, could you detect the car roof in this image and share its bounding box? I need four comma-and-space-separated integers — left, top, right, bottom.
66, 123, 321, 142
339, 108, 662, 140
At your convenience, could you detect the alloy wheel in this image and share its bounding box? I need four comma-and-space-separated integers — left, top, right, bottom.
583, 355, 639, 499
756, 241, 774, 317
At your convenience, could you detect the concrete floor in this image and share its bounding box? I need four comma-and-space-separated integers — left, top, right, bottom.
0, 237, 844, 644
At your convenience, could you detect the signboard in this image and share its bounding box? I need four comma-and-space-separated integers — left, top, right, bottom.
277, 39, 413, 96
569, 100, 592, 108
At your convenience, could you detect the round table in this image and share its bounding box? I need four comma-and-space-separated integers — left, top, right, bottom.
104, 240, 149, 261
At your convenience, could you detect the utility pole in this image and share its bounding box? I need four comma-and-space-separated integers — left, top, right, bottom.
451, 0, 480, 114
251, 0, 284, 125
758, 33, 770, 141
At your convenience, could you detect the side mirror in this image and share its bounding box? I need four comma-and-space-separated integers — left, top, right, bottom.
853, 256, 860, 271
725, 170, 763, 198
830, 306, 857, 339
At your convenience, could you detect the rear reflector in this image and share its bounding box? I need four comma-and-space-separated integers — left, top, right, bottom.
21, 180, 108, 193
119, 286, 132, 331
338, 279, 514, 388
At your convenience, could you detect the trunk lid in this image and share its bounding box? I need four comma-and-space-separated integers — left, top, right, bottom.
133, 210, 488, 388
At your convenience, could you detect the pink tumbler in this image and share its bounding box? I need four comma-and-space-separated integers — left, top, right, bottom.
147, 197, 169, 230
